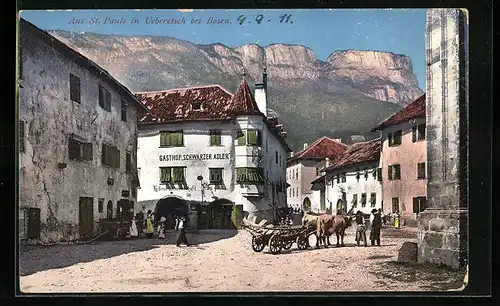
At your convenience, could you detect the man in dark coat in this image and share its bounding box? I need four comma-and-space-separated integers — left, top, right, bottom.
175, 216, 190, 247
370, 209, 382, 246
354, 210, 367, 247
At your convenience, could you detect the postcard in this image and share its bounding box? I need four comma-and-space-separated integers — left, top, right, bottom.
17, 8, 469, 293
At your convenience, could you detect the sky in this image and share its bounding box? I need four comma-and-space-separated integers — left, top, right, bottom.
20, 9, 426, 90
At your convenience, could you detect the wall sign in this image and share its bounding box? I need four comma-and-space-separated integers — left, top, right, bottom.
159, 153, 230, 162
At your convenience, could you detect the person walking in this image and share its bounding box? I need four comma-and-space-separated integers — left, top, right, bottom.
369, 209, 382, 246
354, 210, 368, 247
175, 215, 190, 247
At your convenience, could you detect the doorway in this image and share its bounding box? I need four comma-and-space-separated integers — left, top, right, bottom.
79, 197, 94, 239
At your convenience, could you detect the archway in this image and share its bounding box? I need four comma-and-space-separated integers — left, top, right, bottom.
302, 197, 311, 212
154, 196, 189, 229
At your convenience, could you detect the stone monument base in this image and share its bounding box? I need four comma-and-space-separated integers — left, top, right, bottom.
417, 208, 468, 269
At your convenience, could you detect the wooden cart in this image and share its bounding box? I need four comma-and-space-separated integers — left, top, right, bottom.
242, 218, 316, 254
98, 219, 132, 240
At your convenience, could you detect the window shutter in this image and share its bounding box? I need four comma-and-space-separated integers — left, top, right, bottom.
115, 148, 120, 168
388, 133, 393, 146
237, 130, 246, 145
412, 126, 417, 142
106, 90, 111, 111
98, 85, 104, 108
248, 130, 257, 145
413, 198, 419, 213
421, 197, 427, 211
165, 133, 171, 147
257, 131, 262, 145
395, 165, 401, 179
178, 132, 183, 146
83, 143, 92, 161
388, 166, 392, 180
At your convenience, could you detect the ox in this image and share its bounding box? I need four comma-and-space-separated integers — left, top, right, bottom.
331, 212, 353, 246
315, 214, 335, 248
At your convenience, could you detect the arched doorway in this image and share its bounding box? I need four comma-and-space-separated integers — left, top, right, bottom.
302, 197, 311, 212
154, 196, 189, 229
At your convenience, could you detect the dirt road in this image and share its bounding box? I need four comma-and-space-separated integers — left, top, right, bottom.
19, 226, 465, 293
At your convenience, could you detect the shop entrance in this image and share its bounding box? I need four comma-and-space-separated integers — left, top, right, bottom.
154, 196, 189, 229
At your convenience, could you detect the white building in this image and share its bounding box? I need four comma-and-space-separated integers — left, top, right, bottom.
18, 19, 147, 243
321, 139, 383, 215
286, 137, 347, 213
135, 71, 290, 229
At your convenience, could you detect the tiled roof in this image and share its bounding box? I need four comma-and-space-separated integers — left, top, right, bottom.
287, 136, 348, 164
136, 85, 234, 123
229, 80, 263, 116
136, 83, 291, 151
371, 94, 426, 131
20, 18, 149, 113
324, 138, 381, 171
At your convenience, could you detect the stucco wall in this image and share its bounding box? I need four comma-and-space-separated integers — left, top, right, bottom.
380, 119, 427, 220
325, 161, 382, 215
19, 24, 139, 243
136, 114, 288, 224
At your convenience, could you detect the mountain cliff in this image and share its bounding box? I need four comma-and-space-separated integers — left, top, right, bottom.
48, 30, 423, 150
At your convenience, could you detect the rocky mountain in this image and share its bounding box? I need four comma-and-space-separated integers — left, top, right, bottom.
49, 30, 423, 151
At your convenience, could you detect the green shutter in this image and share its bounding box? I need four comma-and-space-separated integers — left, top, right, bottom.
247, 130, 257, 145
237, 130, 246, 146
177, 132, 183, 146
165, 132, 172, 146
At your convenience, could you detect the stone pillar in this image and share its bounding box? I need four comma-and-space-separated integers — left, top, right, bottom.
418, 8, 469, 270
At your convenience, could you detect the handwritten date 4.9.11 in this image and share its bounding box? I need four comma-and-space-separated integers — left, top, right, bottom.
237, 14, 293, 25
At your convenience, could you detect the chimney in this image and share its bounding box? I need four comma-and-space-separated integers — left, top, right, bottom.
325, 157, 330, 168
334, 138, 342, 143
303, 143, 308, 150
254, 67, 268, 117
290, 151, 294, 157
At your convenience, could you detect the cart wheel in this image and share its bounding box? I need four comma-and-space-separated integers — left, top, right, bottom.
252, 236, 265, 252
116, 228, 126, 240
269, 234, 282, 254
296, 235, 308, 250
283, 240, 293, 250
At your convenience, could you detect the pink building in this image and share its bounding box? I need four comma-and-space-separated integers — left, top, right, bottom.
372, 94, 427, 224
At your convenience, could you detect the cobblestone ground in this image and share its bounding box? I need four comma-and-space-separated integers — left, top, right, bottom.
19, 226, 466, 293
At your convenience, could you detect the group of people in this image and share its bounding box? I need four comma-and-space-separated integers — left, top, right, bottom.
130, 206, 191, 247
354, 208, 384, 247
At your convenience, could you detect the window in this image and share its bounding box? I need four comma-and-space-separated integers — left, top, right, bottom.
336, 174, 340, 184
377, 168, 382, 181
360, 193, 367, 208
236, 167, 265, 184
209, 168, 223, 184
351, 194, 358, 208
69, 137, 93, 161
279, 154, 282, 167
392, 198, 400, 213
247, 130, 262, 146
101, 144, 120, 168
372, 167, 377, 179
388, 164, 401, 180
316, 167, 321, 176
341, 173, 346, 183
19, 121, 25, 153
98, 84, 111, 111
98, 198, 104, 213
413, 197, 427, 213
370, 193, 376, 207
160, 131, 184, 147
295, 169, 298, 180
389, 130, 402, 146
412, 124, 426, 142
417, 162, 426, 179
210, 130, 222, 146
292, 188, 294, 197
160, 167, 187, 186
126, 152, 132, 172
355, 169, 360, 181
132, 188, 137, 198
275, 151, 278, 164
192, 100, 202, 110
70, 74, 81, 103
364, 168, 369, 180
136, 168, 141, 189
121, 100, 127, 122
236, 130, 246, 146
